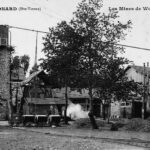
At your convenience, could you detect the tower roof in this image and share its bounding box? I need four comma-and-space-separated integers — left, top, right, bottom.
0, 45, 14, 52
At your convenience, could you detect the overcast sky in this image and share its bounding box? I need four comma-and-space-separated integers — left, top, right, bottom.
0, 0, 150, 71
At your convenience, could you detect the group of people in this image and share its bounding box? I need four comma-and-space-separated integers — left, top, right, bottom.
47, 105, 61, 126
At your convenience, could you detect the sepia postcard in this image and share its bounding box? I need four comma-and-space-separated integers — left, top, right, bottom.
0, 0, 150, 149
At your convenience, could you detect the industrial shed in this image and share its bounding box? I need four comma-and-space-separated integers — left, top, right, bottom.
20, 70, 70, 116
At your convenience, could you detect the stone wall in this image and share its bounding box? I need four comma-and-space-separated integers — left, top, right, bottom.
0, 47, 10, 120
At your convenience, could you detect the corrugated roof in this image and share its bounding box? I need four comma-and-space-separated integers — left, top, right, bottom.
0, 45, 13, 51
26, 98, 71, 105
126, 65, 150, 77
20, 70, 43, 86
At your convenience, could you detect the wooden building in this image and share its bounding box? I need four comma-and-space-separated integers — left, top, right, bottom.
20, 70, 102, 117
19, 70, 67, 116
125, 65, 150, 118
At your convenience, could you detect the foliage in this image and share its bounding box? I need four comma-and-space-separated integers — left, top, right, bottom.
40, 21, 84, 124
95, 57, 138, 101
10, 54, 30, 113
40, 0, 135, 128
41, 0, 133, 97
11, 56, 20, 70
40, 21, 83, 87
20, 55, 30, 74
11, 55, 30, 75
70, 0, 132, 93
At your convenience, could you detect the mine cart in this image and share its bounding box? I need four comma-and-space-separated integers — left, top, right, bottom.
10, 113, 22, 126
35, 115, 48, 126
47, 115, 61, 126
22, 115, 35, 126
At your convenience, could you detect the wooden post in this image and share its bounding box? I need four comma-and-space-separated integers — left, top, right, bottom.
64, 83, 68, 124
146, 62, 149, 118
34, 31, 38, 66
9, 28, 12, 122
142, 63, 146, 119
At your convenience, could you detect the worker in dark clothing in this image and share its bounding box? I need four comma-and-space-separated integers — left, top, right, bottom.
123, 107, 126, 118
47, 106, 53, 126
47, 107, 52, 116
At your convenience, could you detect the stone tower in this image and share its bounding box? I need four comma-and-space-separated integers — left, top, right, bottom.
0, 25, 10, 120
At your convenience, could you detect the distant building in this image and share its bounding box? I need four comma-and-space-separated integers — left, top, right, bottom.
125, 65, 150, 118
125, 65, 150, 84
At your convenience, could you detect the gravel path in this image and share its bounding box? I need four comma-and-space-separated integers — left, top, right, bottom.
0, 127, 148, 150
16, 126, 150, 148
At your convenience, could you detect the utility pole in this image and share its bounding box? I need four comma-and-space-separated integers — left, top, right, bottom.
142, 63, 146, 119
7, 26, 12, 122
147, 62, 149, 93
146, 62, 149, 118
34, 31, 38, 67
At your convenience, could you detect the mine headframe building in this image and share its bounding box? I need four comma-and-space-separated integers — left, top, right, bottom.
20, 70, 66, 116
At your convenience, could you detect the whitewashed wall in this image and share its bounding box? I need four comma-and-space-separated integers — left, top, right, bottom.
125, 68, 144, 83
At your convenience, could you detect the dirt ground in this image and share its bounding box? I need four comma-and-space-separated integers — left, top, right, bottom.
0, 126, 149, 150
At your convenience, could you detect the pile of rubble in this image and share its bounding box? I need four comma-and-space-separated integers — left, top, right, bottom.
0, 97, 7, 120
123, 118, 150, 132
70, 118, 106, 129
71, 117, 150, 132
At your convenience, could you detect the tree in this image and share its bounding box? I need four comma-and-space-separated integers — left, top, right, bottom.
11, 55, 30, 113
41, 0, 133, 128
40, 21, 83, 123
70, 0, 132, 128
11, 55, 30, 76
95, 57, 138, 121
20, 55, 30, 75
11, 56, 20, 113
11, 56, 20, 70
